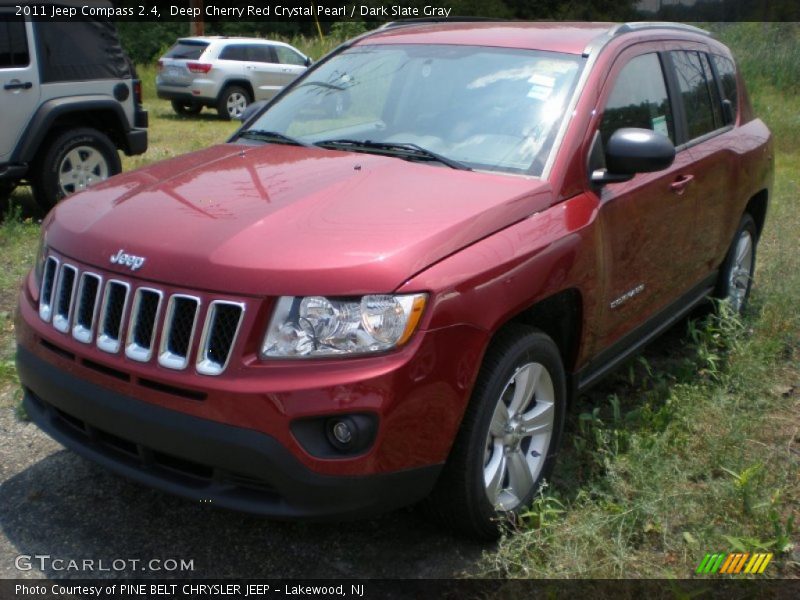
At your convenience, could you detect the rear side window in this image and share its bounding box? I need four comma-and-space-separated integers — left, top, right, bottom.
712, 55, 738, 121
670, 50, 719, 140
219, 45, 248, 62
600, 53, 675, 145
165, 41, 208, 60
0, 17, 30, 68
275, 46, 306, 67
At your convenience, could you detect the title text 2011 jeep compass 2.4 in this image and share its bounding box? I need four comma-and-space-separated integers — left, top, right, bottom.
16, 21, 772, 539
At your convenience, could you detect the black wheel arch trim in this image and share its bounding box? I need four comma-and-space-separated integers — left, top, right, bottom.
12, 96, 136, 163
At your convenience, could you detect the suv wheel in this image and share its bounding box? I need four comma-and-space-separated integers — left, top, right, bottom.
426, 326, 566, 539
715, 213, 758, 314
32, 128, 121, 211
171, 100, 202, 116
217, 85, 250, 120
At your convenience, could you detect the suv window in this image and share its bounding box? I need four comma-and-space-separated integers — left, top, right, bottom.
0, 17, 29, 68
165, 41, 208, 60
248, 45, 276, 64
712, 54, 738, 121
600, 53, 674, 144
219, 45, 248, 62
275, 46, 306, 67
670, 50, 720, 140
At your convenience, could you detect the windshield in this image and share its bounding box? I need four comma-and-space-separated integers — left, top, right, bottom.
242, 44, 584, 176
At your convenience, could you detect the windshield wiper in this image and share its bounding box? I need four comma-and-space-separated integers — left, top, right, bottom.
314, 139, 471, 171
239, 130, 310, 147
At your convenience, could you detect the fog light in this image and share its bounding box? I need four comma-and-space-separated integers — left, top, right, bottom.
332, 421, 353, 444
326, 417, 359, 451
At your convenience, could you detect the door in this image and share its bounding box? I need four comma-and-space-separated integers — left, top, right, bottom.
0, 14, 39, 161
668, 49, 738, 274
591, 49, 699, 349
243, 45, 285, 101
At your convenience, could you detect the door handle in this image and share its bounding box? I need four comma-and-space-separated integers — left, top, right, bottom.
4, 81, 33, 90
669, 174, 694, 194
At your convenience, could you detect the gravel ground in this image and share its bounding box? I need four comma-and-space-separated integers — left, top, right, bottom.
0, 398, 487, 580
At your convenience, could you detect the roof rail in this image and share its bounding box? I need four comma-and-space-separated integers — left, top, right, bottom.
582, 21, 711, 57
381, 17, 503, 30
613, 21, 711, 36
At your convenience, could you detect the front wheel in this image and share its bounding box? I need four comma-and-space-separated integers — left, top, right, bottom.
426, 326, 567, 539
715, 213, 758, 314
31, 128, 121, 212
216, 86, 250, 120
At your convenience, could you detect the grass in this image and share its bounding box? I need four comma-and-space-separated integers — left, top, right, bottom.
1, 22, 798, 578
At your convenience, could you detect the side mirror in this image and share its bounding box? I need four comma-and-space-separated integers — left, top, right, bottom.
236, 100, 268, 123
591, 128, 675, 185
304, 57, 312, 68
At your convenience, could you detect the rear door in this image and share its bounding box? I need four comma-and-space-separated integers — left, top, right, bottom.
0, 13, 39, 162
666, 48, 739, 274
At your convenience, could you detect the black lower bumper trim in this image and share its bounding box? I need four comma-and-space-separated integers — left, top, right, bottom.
124, 129, 148, 156
17, 345, 441, 519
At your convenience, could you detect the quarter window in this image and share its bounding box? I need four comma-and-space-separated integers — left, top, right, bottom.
600, 53, 675, 145
0, 17, 29, 68
670, 50, 719, 140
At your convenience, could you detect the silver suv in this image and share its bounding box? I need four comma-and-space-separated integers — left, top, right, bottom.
156, 37, 311, 120
0, 7, 148, 211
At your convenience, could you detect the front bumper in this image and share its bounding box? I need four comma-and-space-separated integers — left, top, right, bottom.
17, 344, 441, 519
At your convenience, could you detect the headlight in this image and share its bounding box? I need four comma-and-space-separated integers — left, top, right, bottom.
261, 294, 427, 358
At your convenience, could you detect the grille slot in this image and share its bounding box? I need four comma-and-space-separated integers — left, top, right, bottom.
97, 280, 130, 354
72, 273, 102, 343
52, 264, 78, 333
158, 295, 200, 370
38, 256, 60, 322
125, 288, 163, 362
37, 255, 243, 375
196, 301, 245, 376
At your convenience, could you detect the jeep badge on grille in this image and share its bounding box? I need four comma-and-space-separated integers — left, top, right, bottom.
110, 249, 146, 271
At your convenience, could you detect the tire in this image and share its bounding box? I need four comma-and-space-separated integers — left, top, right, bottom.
714, 213, 758, 314
216, 85, 250, 121
0, 181, 14, 206
171, 100, 202, 116
425, 325, 567, 539
31, 128, 121, 212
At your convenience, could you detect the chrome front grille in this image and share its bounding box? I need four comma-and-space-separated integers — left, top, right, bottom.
37, 257, 245, 376
73, 273, 102, 343
125, 288, 162, 362
197, 301, 246, 376
158, 295, 200, 370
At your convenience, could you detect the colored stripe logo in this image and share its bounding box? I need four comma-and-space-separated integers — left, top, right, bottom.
696, 552, 773, 574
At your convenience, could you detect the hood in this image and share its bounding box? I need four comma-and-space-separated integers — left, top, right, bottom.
47, 143, 553, 296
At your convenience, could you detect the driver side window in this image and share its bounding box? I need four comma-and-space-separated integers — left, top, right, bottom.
600, 53, 675, 145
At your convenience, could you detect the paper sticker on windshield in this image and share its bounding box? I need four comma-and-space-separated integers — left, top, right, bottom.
527, 73, 555, 100
652, 115, 669, 137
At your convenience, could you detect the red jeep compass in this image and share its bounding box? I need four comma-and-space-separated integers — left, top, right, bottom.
16, 21, 773, 539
